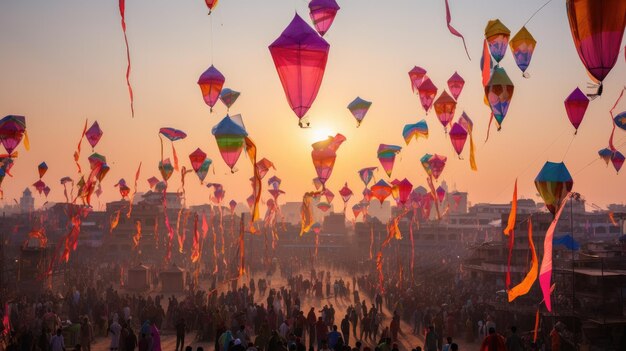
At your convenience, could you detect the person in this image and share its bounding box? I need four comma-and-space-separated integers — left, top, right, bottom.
73, 345, 81, 351
137, 332, 152, 351
442, 337, 453, 351
109, 314, 122, 351
279, 320, 290, 339
150, 320, 162, 351
424, 326, 437, 351
125, 328, 137, 351
450, 344, 458, 351
340, 315, 350, 346
326, 325, 341, 350
231, 339, 246, 351
176, 318, 186, 351
50, 329, 65, 351
246, 342, 258, 351
479, 327, 506, 351
315, 317, 327, 350
80, 317, 93, 351
505, 326, 523, 351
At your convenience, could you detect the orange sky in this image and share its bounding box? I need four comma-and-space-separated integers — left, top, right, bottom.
0, 0, 625, 214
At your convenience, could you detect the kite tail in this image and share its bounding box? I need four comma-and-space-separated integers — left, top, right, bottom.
376, 251, 384, 294
127, 162, 142, 218
485, 112, 494, 142
369, 222, 374, 260
172, 143, 179, 171
23, 130, 30, 151
533, 309, 540, 343
74, 120, 88, 174
191, 213, 200, 263
237, 214, 245, 277
444, 0, 471, 60
119, 0, 134, 117
132, 220, 142, 249
409, 219, 415, 281
245, 137, 262, 230
508, 217, 538, 302
469, 132, 477, 171
481, 40, 491, 87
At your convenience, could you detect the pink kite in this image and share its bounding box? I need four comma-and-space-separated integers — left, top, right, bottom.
564, 87, 590, 134
308, 0, 340, 37
447, 72, 465, 100
198, 65, 225, 112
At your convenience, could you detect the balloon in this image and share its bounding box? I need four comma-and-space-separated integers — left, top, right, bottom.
417, 78, 437, 113
347, 97, 372, 127
370, 179, 392, 205
447, 72, 465, 100
564, 87, 590, 133
269, 14, 330, 125
566, 0, 626, 94
212, 114, 248, 171
311, 133, 346, 187
0, 115, 27, 154
219, 88, 240, 110
434, 90, 457, 132
38, 162, 48, 179
357, 167, 377, 187
449, 122, 468, 157
308, 0, 340, 37
485, 67, 514, 129
408, 66, 427, 92
377, 144, 402, 178
198, 65, 225, 112
485, 19, 510, 63
509, 26, 536, 75
85, 121, 103, 148
403, 120, 428, 145
534, 161, 573, 216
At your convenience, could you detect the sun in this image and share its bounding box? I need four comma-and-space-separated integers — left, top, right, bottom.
309, 125, 335, 143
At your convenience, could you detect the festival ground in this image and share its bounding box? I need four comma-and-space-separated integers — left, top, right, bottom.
90, 265, 481, 351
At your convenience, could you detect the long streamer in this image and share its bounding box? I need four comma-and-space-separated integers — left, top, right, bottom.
119, 0, 134, 117
444, 0, 471, 60
508, 217, 538, 302
127, 162, 142, 218
73, 120, 88, 174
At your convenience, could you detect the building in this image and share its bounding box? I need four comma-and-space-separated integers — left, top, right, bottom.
19, 188, 34, 213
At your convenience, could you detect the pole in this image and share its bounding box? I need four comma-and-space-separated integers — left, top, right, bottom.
570, 197, 576, 346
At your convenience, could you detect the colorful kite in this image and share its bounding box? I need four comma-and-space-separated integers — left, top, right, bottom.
564, 87, 590, 134
371, 179, 392, 205
219, 88, 240, 110
534, 161, 573, 216
347, 97, 372, 127
0, 115, 28, 155
317, 202, 331, 212
269, 14, 330, 127
447, 72, 465, 100
402, 120, 429, 145
205, 0, 219, 14
408, 66, 427, 92
434, 90, 457, 132
308, 0, 340, 37
393, 178, 413, 206
159, 127, 186, 171
449, 122, 468, 157
85, 121, 103, 149
256, 158, 275, 180
417, 78, 437, 114
338, 182, 353, 211
212, 115, 248, 172
485, 67, 514, 129
311, 133, 346, 187
485, 19, 510, 63
198, 65, 225, 112
566, 0, 626, 96
611, 151, 625, 173
38, 162, 48, 179
458, 112, 477, 170
509, 26, 536, 77
377, 144, 402, 178
358, 167, 377, 187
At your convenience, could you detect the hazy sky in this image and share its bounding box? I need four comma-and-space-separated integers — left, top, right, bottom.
0, 0, 625, 213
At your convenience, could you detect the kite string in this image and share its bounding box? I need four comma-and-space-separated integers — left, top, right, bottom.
523, 0, 555, 27
561, 134, 576, 162
210, 13, 214, 64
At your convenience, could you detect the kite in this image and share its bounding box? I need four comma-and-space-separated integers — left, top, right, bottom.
38, 162, 48, 179
347, 97, 372, 127
308, 0, 340, 37
323, 188, 335, 203
377, 144, 402, 178
503, 179, 518, 290
313, 177, 323, 191
219, 88, 240, 110
449, 122, 468, 157
598, 148, 613, 165
417, 78, 437, 114
198, 65, 225, 112
212, 114, 248, 172
436, 186, 446, 204
564, 87, 590, 134
0, 115, 27, 155
205, 0, 219, 15
408, 66, 427, 92
159, 159, 174, 181
159, 127, 187, 171
85, 121, 103, 149
33, 180, 46, 195
484, 19, 510, 64
424, 154, 447, 180
317, 202, 331, 212
509, 26, 536, 77
269, 14, 330, 127
403, 120, 429, 145
189, 148, 208, 180
444, 0, 471, 60
566, 0, 626, 96
371, 179, 392, 205
256, 158, 275, 180
534, 161, 573, 216
447, 72, 465, 100
458, 112, 477, 170
311, 133, 346, 188
393, 178, 413, 206
268, 175, 281, 190
358, 167, 377, 187
434, 90, 457, 132
613, 111, 626, 131
119, 0, 134, 117
115, 179, 130, 199
147, 176, 159, 189
612, 151, 625, 173
338, 182, 353, 211
485, 67, 514, 129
